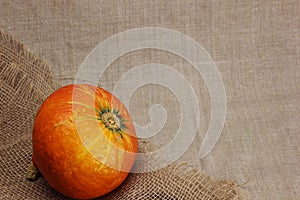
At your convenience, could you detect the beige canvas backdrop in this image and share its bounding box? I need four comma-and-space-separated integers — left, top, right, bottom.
0, 0, 299, 199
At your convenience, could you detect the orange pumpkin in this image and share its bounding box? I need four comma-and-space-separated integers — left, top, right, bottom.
32, 84, 138, 199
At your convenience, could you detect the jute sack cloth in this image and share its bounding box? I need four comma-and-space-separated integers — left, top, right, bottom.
0, 30, 245, 199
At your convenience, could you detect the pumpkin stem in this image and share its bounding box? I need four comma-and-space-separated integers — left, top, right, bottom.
26, 161, 40, 181
101, 111, 121, 132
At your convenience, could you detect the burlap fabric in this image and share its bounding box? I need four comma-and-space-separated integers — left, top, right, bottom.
1, 1, 299, 199
0, 30, 63, 199
0, 30, 244, 199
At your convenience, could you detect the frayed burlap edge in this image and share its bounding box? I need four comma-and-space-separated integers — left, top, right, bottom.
101, 140, 247, 200
0, 29, 63, 199
102, 161, 247, 199
0, 30, 59, 92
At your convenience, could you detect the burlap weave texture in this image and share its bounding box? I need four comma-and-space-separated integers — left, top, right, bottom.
0, 1, 299, 199
0, 30, 244, 199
